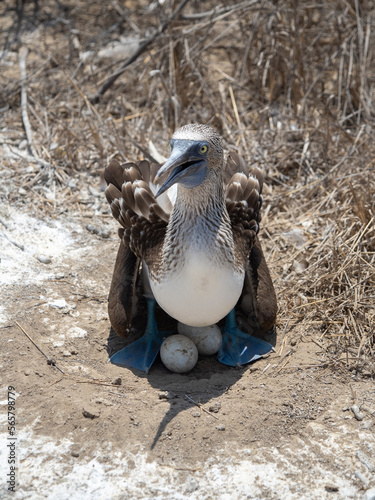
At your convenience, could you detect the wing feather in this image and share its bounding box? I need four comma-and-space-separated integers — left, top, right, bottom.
225, 154, 263, 241
104, 159, 169, 262
225, 153, 277, 332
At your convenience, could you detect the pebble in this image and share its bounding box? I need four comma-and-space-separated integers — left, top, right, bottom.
158, 392, 169, 400
185, 477, 199, 493
37, 255, 51, 264
62, 351, 71, 357
112, 377, 122, 386
325, 485, 339, 492
216, 424, 226, 431
362, 488, 375, 500
355, 470, 369, 486
351, 404, 366, 421
356, 451, 375, 473
86, 224, 110, 239
86, 224, 100, 235
360, 421, 373, 430
82, 408, 99, 420
209, 402, 221, 413
192, 412, 201, 418
67, 179, 77, 190
71, 451, 80, 458
88, 186, 100, 197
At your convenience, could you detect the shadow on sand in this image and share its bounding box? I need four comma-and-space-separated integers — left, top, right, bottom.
106, 301, 277, 449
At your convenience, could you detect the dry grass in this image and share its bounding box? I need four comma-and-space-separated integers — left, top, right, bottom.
0, 0, 374, 375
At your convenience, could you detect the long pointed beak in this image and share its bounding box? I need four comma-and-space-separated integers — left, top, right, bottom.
154, 144, 203, 197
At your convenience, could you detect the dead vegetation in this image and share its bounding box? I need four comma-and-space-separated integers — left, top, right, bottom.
0, 0, 374, 375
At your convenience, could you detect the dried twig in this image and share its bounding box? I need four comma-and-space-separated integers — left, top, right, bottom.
19, 48, 38, 158
15, 321, 65, 374
185, 395, 219, 420
90, 0, 192, 103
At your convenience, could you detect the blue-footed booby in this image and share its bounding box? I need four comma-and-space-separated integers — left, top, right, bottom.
105, 124, 277, 372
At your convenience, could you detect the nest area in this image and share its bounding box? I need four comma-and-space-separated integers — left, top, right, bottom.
0, 0, 374, 376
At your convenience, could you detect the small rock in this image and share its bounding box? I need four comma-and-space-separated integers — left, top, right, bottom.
18, 187, 27, 196
71, 451, 80, 458
112, 377, 122, 386
45, 191, 55, 202
67, 178, 78, 190
355, 470, 369, 487
62, 351, 71, 357
216, 424, 226, 431
362, 488, 375, 500
86, 224, 110, 239
282, 228, 307, 248
37, 255, 52, 264
158, 392, 169, 400
360, 421, 373, 430
351, 404, 366, 421
71, 350, 78, 355
325, 485, 339, 492
209, 402, 221, 413
356, 451, 375, 473
292, 260, 308, 274
86, 224, 100, 235
128, 459, 136, 470
49, 299, 68, 309
82, 408, 99, 420
185, 476, 199, 493
99, 229, 110, 239
24, 370, 30, 376
192, 412, 201, 418
88, 186, 100, 197
361, 405, 375, 416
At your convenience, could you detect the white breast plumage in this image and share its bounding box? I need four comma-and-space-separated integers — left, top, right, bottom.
150, 248, 245, 326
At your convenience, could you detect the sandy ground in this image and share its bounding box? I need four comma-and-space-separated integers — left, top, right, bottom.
0, 2, 374, 498
1, 199, 374, 500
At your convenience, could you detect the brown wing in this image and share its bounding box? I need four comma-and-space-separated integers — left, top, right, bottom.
240, 237, 277, 333
225, 153, 277, 333
105, 159, 169, 337
108, 238, 140, 337
104, 159, 169, 263
225, 153, 264, 256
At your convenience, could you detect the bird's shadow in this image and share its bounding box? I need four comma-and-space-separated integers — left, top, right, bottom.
106, 300, 277, 449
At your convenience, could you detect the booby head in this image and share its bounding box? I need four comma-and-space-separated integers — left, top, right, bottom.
155, 124, 223, 197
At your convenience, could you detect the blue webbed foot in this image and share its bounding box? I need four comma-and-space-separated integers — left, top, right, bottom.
110, 299, 173, 373
217, 309, 273, 367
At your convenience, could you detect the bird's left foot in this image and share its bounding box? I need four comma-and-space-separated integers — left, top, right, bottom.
217, 309, 273, 367
109, 299, 173, 373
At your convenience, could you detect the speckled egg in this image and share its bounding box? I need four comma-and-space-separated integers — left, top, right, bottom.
160, 334, 198, 373
177, 323, 222, 355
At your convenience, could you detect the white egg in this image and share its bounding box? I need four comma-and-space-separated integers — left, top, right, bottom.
177, 323, 222, 356
160, 334, 198, 373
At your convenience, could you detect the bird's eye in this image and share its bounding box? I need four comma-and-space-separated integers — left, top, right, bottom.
200, 145, 208, 154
